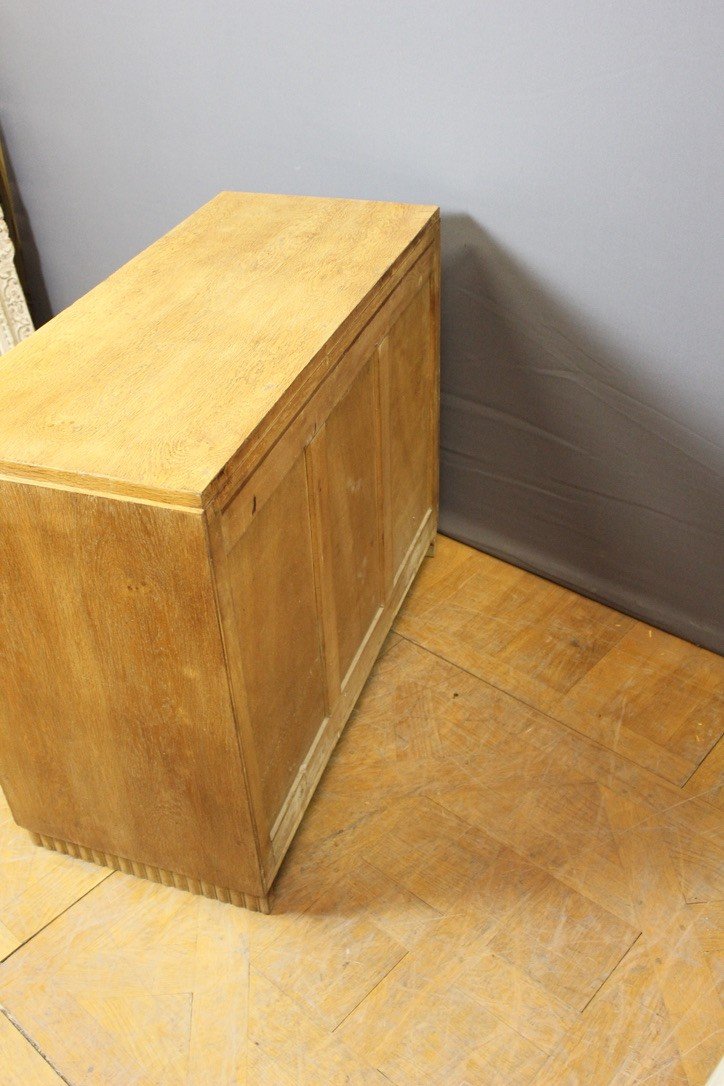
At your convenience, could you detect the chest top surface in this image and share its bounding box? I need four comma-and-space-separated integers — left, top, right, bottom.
0, 192, 438, 507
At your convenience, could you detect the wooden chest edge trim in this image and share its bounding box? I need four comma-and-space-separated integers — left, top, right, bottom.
29, 832, 271, 913
0, 465, 205, 510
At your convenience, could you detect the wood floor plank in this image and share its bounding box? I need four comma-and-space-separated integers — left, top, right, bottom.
447, 944, 579, 1054
246, 1044, 296, 1086
337, 913, 551, 1086
375, 983, 546, 1086
486, 875, 638, 1011
603, 789, 724, 1085
337, 848, 572, 1079
251, 872, 408, 1031
0, 919, 19, 961
397, 539, 722, 785
663, 804, 724, 905
685, 902, 723, 999
548, 624, 722, 783
0, 1011, 65, 1086
248, 970, 389, 1085
362, 794, 502, 913
8, 871, 303, 1083
587, 935, 669, 1015
351, 633, 687, 814
432, 744, 637, 918
395, 538, 635, 713
187, 896, 251, 1085
0, 790, 108, 957
682, 737, 724, 811
531, 986, 688, 1085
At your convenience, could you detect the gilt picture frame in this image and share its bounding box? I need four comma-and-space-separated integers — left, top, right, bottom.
0, 203, 33, 353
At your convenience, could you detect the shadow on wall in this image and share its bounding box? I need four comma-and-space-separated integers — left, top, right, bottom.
0, 123, 52, 327
439, 213, 724, 654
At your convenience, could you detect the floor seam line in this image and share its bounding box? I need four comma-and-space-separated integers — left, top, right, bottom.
425, 793, 639, 927
331, 950, 410, 1034
577, 932, 643, 1015
393, 629, 688, 791
0, 1004, 77, 1086
0, 870, 115, 967
360, 858, 443, 918
680, 737, 723, 788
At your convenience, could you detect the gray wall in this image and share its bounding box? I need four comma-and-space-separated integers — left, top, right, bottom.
1, 1, 722, 651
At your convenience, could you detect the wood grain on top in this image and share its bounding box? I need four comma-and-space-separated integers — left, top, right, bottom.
0, 192, 438, 507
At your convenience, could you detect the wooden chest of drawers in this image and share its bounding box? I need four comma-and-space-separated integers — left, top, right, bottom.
0, 192, 440, 910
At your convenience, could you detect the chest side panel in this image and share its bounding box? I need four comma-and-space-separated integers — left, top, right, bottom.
213, 236, 439, 868
0, 479, 261, 892
321, 353, 385, 682
385, 281, 437, 580
222, 455, 327, 825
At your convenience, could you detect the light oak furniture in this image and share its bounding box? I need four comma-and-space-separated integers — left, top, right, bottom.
0, 192, 440, 912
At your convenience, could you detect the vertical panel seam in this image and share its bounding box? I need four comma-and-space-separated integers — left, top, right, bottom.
200, 507, 268, 886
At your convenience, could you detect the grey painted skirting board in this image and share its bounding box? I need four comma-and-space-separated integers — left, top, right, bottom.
440, 508, 722, 656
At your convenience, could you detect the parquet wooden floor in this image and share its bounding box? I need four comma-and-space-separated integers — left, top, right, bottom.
0, 535, 721, 1085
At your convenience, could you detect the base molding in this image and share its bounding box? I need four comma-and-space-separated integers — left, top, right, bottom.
29, 832, 270, 913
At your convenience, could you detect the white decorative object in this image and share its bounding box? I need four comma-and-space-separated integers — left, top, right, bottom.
0, 203, 33, 353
